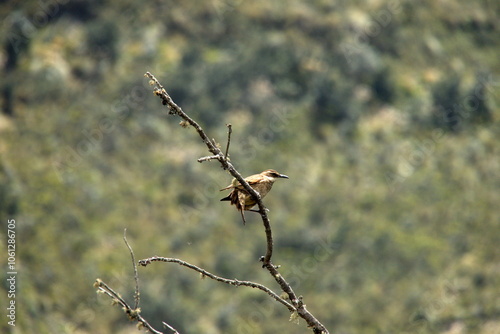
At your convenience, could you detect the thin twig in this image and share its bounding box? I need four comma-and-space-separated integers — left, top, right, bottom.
139, 256, 295, 312
224, 123, 232, 161
197, 155, 221, 163
163, 322, 180, 334
95, 237, 181, 334
123, 228, 140, 309
95, 279, 165, 334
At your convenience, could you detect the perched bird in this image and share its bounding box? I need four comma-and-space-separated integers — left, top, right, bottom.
220, 169, 289, 224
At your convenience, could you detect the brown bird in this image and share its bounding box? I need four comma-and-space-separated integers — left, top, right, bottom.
220, 169, 289, 224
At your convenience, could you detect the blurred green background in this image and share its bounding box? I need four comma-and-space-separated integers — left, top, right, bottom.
0, 0, 499, 333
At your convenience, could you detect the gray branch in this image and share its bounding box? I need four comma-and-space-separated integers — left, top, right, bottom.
144, 71, 329, 334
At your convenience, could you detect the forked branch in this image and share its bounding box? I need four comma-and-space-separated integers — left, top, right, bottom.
145, 71, 274, 264
95, 232, 180, 334
95, 279, 166, 334
138, 256, 295, 312
144, 71, 329, 334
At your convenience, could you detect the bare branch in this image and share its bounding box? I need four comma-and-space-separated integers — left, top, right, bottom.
95, 238, 181, 334
145, 71, 273, 264
123, 228, 140, 309
95, 279, 165, 334
139, 256, 295, 312
144, 71, 330, 334
197, 154, 221, 163
162, 321, 180, 334
146, 72, 219, 156
224, 123, 232, 161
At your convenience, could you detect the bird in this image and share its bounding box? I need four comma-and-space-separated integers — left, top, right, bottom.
220, 169, 289, 224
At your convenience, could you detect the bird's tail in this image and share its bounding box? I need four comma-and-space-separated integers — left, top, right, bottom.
239, 209, 246, 225
220, 195, 231, 201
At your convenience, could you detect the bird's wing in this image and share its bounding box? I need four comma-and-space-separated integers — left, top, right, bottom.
243, 173, 264, 185
220, 174, 262, 191
231, 175, 262, 192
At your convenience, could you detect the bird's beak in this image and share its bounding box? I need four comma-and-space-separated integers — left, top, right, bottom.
279, 174, 289, 179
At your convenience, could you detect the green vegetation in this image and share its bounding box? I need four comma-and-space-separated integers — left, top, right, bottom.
0, 1, 498, 333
